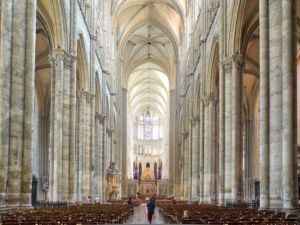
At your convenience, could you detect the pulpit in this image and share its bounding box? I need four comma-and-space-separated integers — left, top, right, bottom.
107, 162, 120, 200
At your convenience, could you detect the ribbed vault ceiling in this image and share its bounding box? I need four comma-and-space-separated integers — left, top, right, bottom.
128, 65, 169, 118
113, 0, 185, 118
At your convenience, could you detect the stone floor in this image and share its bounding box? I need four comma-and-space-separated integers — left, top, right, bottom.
125, 203, 167, 224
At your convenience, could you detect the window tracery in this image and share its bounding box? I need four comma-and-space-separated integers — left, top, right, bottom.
135, 110, 162, 140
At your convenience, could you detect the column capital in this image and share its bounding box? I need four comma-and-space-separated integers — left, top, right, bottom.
102, 68, 108, 74
106, 128, 113, 136
200, 36, 206, 45
231, 54, 244, 73
53, 48, 65, 59
95, 113, 106, 123
201, 94, 212, 107
220, 58, 232, 73
49, 48, 64, 65
211, 94, 218, 106
49, 49, 76, 68
220, 54, 244, 74
83, 91, 95, 104
90, 33, 97, 41
191, 116, 200, 126
231, 54, 243, 64
183, 130, 189, 139
214, 34, 220, 41
64, 52, 76, 68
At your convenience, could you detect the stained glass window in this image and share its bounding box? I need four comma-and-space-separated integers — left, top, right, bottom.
145, 110, 152, 139
136, 109, 162, 140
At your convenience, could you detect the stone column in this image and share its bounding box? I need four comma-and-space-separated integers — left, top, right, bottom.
259, 0, 270, 210
95, 113, 105, 196
224, 59, 232, 202
111, 133, 116, 165
174, 142, 180, 198
191, 116, 200, 201
281, 0, 298, 210
89, 29, 97, 198
121, 88, 128, 198
218, 60, 225, 205
203, 96, 212, 203
49, 49, 76, 203
101, 115, 106, 199
169, 90, 176, 196
77, 92, 86, 201
101, 71, 108, 199
61, 54, 72, 201
48, 49, 64, 202
94, 114, 100, 196
0, 0, 13, 206
89, 94, 95, 197
0, 0, 36, 208
107, 128, 113, 163
188, 120, 193, 201
183, 129, 190, 200
21, 0, 37, 207
178, 142, 183, 199
231, 54, 242, 202
218, 0, 226, 206
210, 96, 218, 203
68, 0, 77, 202
83, 92, 92, 198
199, 98, 204, 203
244, 119, 253, 201
269, 0, 282, 209
199, 37, 206, 203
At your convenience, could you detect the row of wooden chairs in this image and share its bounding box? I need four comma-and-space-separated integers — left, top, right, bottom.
226, 201, 257, 209
0, 204, 134, 224
158, 204, 298, 224
34, 201, 68, 208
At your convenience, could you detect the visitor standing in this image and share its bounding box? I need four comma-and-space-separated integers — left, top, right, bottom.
128, 197, 133, 205
255, 196, 260, 208
171, 196, 176, 205
95, 195, 101, 204
147, 197, 156, 224
86, 196, 91, 204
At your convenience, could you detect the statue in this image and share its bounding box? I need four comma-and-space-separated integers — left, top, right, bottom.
107, 161, 120, 174
158, 158, 162, 180
42, 174, 49, 192
138, 162, 142, 184
133, 157, 138, 180
154, 162, 158, 183
110, 161, 115, 170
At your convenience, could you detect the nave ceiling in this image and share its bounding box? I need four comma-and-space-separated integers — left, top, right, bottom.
112, 0, 186, 118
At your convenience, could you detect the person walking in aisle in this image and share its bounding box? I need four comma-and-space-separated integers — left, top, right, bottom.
146, 197, 156, 224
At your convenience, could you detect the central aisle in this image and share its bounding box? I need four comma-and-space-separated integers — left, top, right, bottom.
125, 203, 167, 224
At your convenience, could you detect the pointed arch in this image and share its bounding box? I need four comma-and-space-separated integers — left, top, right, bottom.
37, 0, 67, 49
95, 72, 102, 113
77, 34, 89, 92
206, 37, 220, 95
227, 0, 246, 55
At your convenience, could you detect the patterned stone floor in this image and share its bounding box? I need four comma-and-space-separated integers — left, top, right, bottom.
125, 203, 167, 224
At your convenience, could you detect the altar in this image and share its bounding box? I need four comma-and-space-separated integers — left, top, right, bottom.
139, 182, 157, 198
139, 166, 157, 197
127, 158, 168, 198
